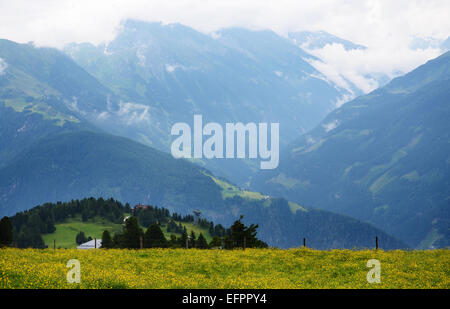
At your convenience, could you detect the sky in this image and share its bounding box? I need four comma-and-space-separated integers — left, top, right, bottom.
0, 0, 449, 94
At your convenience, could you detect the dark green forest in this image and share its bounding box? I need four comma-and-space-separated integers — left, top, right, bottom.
1, 197, 267, 249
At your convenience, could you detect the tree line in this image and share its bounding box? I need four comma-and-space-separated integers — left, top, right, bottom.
5, 197, 127, 248
0, 197, 267, 249
101, 215, 267, 249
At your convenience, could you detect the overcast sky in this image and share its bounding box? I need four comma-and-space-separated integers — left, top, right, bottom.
0, 0, 449, 94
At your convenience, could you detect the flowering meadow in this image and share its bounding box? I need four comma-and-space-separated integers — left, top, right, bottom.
0, 248, 448, 289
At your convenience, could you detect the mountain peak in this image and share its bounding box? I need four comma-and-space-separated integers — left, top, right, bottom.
288, 30, 366, 50
118, 19, 203, 38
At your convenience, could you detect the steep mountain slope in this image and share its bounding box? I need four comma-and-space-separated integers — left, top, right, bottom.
0, 39, 117, 166
253, 52, 450, 248
0, 129, 406, 249
0, 39, 117, 115
63, 20, 351, 184
0, 130, 222, 217
0, 103, 81, 168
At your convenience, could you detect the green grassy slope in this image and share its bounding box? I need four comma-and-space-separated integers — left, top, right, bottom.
0, 38, 114, 167
42, 216, 212, 249
205, 172, 306, 214
42, 217, 124, 249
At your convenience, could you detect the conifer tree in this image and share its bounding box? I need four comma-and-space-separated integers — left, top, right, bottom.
196, 233, 209, 249
144, 224, 168, 248
122, 217, 143, 249
190, 230, 196, 248
0, 216, 13, 246
101, 230, 113, 248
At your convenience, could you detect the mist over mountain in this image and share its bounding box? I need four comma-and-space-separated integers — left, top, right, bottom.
63, 20, 353, 184
288, 30, 393, 97
410, 36, 450, 52
253, 51, 450, 249
288, 31, 366, 51
0, 39, 112, 167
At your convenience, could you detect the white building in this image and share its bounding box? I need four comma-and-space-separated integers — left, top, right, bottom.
77, 239, 102, 249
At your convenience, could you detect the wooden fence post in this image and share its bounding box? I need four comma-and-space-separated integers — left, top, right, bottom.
376, 236, 378, 250
303, 238, 306, 248
53, 239, 56, 251
139, 236, 143, 249
95, 238, 97, 249
243, 237, 246, 250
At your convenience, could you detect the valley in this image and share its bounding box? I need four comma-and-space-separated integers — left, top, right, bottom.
0, 20, 448, 250
252, 52, 450, 248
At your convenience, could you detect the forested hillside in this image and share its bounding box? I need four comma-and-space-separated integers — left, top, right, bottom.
7, 197, 263, 249
253, 52, 450, 248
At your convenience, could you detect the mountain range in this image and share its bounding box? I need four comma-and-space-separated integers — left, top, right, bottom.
63, 20, 353, 184
0, 31, 408, 249
253, 51, 450, 249
0, 20, 448, 249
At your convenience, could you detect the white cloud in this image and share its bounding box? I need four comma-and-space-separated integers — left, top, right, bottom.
0, 58, 7, 75
1, 1, 448, 48
97, 111, 110, 120
0, 0, 448, 94
165, 64, 180, 73
304, 43, 442, 94
116, 102, 150, 125
322, 119, 339, 132
334, 93, 354, 108
67, 96, 87, 116
306, 135, 315, 144
165, 65, 175, 73
274, 71, 283, 77
95, 101, 150, 125
209, 32, 221, 40
136, 48, 147, 67
165, 63, 193, 73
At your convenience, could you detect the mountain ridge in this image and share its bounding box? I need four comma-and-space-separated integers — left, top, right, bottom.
62, 19, 353, 185
252, 51, 450, 248
0, 128, 407, 249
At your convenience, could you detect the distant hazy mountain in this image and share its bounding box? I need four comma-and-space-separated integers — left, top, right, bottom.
442, 37, 450, 51
410, 36, 450, 52
63, 20, 353, 184
288, 31, 366, 51
253, 52, 450, 249
0, 39, 114, 167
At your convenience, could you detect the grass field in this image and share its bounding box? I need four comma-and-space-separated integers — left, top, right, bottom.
205, 173, 306, 213
0, 248, 448, 289
42, 217, 124, 249
41, 216, 212, 249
